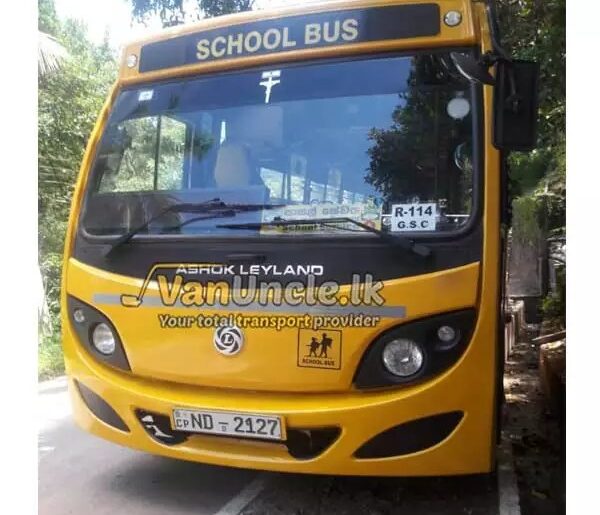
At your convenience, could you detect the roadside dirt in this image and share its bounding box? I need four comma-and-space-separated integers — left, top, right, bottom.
503, 336, 565, 515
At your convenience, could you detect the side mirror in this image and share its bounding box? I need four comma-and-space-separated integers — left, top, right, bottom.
493, 60, 539, 151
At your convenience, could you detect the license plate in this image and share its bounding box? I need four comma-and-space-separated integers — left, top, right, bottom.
172, 408, 285, 441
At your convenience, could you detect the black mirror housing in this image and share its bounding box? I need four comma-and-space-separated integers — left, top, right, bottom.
450, 52, 495, 85
493, 59, 540, 151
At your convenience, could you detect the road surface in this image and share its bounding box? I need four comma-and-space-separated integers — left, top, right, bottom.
39, 377, 506, 515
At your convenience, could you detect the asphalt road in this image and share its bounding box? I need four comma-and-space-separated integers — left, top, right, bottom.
39, 378, 503, 515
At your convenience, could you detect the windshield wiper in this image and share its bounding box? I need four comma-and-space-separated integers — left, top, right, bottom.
157, 203, 286, 234
217, 217, 432, 258
104, 199, 281, 258
104, 198, 222, 257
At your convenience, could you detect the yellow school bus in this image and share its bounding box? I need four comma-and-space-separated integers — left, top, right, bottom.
61, 0, 538, 476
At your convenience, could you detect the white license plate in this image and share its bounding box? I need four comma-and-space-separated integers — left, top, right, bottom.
172, 408, 285, 441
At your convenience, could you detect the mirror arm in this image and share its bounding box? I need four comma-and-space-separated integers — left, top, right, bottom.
484, 0, 512, 61
482, 2, 523, 112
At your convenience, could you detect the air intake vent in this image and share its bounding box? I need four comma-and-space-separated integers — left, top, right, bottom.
75, 381, 129, 432
286, 427, 341, 459
354, 411, 463, 458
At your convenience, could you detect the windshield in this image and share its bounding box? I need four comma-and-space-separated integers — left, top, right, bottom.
82, 53, 478, 239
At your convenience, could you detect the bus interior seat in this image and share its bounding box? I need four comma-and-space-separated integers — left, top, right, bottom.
211, 141, 270, 202
214, 142, 255, 188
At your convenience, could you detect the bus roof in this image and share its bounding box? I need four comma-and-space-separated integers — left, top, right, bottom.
119, 0, 478, 85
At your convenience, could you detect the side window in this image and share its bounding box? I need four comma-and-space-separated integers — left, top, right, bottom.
98, 115, 187, 193
325, 168, 342, 203
260, 168, 284, 200
309, 180, 325, 203
99, 117, 156, 192
259, 156, 308, 203
157, 117, 186, 190
289, 154, 307, 203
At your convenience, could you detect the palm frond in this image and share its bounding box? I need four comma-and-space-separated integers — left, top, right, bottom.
38, 31, 68, 76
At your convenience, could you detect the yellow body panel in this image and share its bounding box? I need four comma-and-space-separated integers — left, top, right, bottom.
61, 0, 502, 476
66, 259, 480, 391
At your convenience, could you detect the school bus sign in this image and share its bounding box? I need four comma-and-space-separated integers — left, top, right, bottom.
139, 3, 440, 71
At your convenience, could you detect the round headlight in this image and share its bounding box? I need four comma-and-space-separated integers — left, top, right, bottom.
382, 339, 424, 377
91, 323, 116, 355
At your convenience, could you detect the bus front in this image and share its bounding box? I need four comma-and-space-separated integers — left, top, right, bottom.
62, 0, 503, 476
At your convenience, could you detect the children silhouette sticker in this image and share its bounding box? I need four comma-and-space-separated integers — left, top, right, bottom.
297, 329, 342, 370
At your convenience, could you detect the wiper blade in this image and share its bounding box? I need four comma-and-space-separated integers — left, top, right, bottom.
104, 197, 223, 257
158, 203, 286, 234
218, 217, 432, 258
104, 199, 281, 258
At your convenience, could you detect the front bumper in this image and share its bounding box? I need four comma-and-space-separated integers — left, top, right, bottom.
66, 336, 496, 477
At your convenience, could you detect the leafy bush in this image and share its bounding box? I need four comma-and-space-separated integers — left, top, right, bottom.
542, 267, 566, 330
38, 333, 66, 380
38, 2, 117, 353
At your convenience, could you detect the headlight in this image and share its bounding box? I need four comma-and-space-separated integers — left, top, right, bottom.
91, 323, 116, 355
354, 309, 475, 389
68, 296, 131, 371
382, 339, 424, 377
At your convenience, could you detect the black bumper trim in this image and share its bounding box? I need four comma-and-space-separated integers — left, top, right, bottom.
75, 380, 130, 432
354, 411, 464, 458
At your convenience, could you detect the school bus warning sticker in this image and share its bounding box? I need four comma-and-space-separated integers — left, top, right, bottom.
297, 329, 342, 370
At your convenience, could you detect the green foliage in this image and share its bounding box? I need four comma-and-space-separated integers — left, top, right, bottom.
130, 0, 254, 27
542, 267, 566, 330
498, 0, 565, 147
38, 333, 66, 380
511, 196, 544, 247
38, 0, 61, 36
497, 0, 566, 233
199, 0, 254, 18
38, 1, 118, 341
103, 117, 162, 192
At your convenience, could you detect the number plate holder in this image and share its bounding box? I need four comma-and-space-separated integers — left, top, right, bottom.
172, 408, 285, 441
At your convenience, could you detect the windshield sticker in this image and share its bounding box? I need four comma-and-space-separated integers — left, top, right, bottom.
390, 203, 437, 232
260, 202, 382, 234
138, 90, 154, 101
297, 329, 342, 370
260, 70, 281, 104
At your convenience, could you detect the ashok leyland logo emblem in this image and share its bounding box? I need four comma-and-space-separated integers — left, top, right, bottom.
259, 70, 281, 104
214, 325, 244, 356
